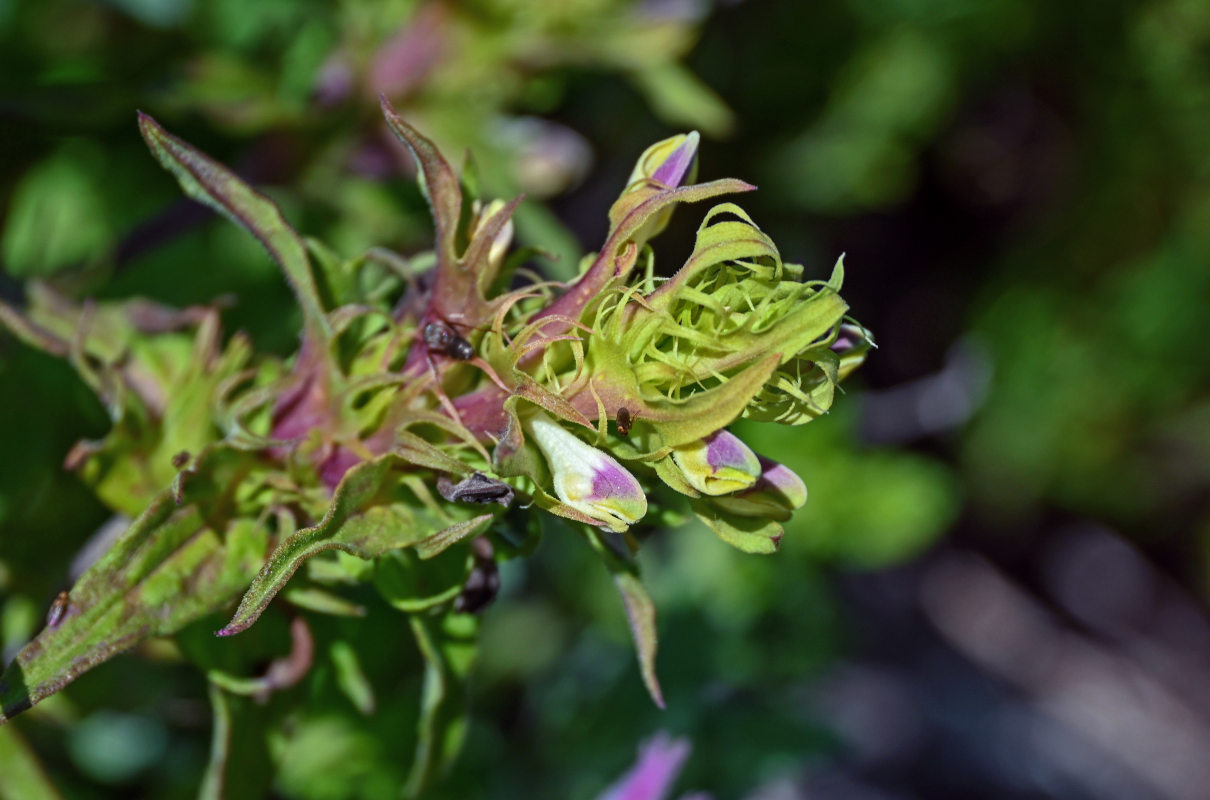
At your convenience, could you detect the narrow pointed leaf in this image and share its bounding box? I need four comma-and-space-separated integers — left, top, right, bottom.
219, 454, 498, 636
404, 613, 478, 798
614, 572, 665, 709
198, 683, 272, 800
530, 178, 754, 344
634, 354, 781, 448
380, 99, 463, 262
0, 448, 267, 723
330, 640, 376, 715
137, 113, 330, 342
581, 530, 664, 708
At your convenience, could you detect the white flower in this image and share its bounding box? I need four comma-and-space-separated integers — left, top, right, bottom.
526, 410, 647, 531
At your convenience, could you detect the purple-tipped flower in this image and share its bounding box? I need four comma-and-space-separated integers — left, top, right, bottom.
712, 456, 807, 520
670, 429, 762, 496
630, 131, 700, 189
830, 322, 865, 354
526, 410, 647, 532
612, 131, 701, 244
597, 732, 707, 800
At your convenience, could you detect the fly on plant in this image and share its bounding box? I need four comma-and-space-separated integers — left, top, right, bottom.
46, 591, 69, 629
423, 320, 475, 360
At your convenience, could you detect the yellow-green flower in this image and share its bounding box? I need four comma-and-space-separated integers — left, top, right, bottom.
669, 429, 762, 496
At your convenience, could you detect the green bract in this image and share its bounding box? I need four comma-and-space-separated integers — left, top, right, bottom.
0, 101, 870, 793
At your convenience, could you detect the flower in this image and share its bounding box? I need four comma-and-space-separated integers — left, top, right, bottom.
712, 456, 807, 520
525, 410, 647, 531
612, 131, 702, 245
596, 732, 707, 800
628, 131, 699, 189
669, 429, 762, 496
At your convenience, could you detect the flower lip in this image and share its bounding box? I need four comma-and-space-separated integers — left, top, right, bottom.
525, 410, 647, 530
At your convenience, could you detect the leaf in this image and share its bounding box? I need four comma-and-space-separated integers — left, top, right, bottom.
330, 640, 375, 715
0, 144, 113, 279
0, 723, 62, 800
374, 550, 471, 613
0, 297, 67, 357
415, 515, 494, 559
218, 454, 496, 637
613, 571, 665, 709
380, 99, 463, 265
632, 354, 782, 448
631, 62, 736, 138
403, 612, 479, 798
0, 447, 267, 723
198, 683, 272, 800
463, 195, 523, 294
690, 498, 784, 554
280, 587, 366, 618
582, 530, 665, 708
137, 113, 331, 343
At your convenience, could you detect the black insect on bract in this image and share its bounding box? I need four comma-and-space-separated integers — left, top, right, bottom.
423, 320, 474, 360
616, 406, 633, 436
437, 473, 514, 507
46, 591, 69, 629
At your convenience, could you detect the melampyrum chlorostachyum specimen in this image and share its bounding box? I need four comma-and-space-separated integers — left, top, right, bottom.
0, 99, 872, 795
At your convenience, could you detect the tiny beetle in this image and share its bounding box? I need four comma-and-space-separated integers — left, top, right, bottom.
616, 407, 633, 436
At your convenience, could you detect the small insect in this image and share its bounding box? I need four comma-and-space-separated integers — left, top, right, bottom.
423, 320, 474, 360
171, 450, 191, 469
437, 472, 515, 507
46, 591, 69, 629
616, 407, 633, 436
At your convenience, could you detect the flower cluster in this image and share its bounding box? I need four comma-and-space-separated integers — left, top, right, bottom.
0, 100, 870, 787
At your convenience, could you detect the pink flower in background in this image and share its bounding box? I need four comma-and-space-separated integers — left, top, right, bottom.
597, 732, 711, 800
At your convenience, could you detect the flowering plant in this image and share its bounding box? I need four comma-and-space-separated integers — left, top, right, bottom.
0, 99, 870, 792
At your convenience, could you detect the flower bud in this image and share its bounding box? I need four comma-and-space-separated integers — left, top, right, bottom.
669, 429, 761, 496
470, 198, 515, 271
712, 456, 807, 520
526, 410, 647, 531
831, 322, 874, 381
610, 132, 701, 243
627, 131, 699, 190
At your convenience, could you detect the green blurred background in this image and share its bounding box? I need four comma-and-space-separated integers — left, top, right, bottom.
3, 0, 1210, 798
